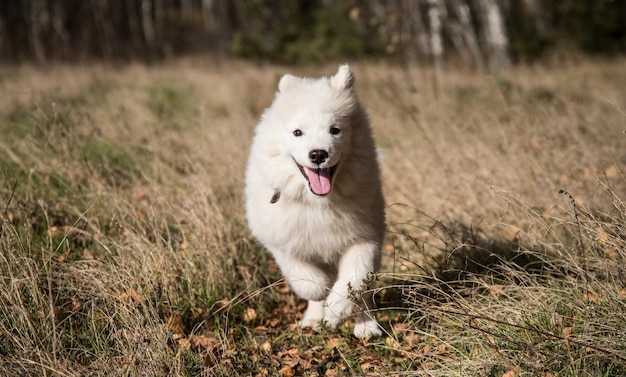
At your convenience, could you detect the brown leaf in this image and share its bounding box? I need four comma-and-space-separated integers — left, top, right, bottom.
582, 291, 599, 304
488, 285, 503, 297
561, 327, 573, 337
56, 249, 72, 263
82, 248, 96, 260
71, 299, 82, 312
177, 337, 191, 351
391, 322, 408, 335
119, 290, 142, 303
502, 366, 520, 377
190, 335, 218, 349
326, 338, 341, 349
604, 165, 619, 179
278, 365, 294, 377
166, 314, 185, 334
260, 341, 272, 353
241, 307, 257, 323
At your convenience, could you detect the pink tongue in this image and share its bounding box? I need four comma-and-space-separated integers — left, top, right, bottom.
304, 167, 332, 195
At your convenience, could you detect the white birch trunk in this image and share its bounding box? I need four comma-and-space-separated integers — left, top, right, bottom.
428, 0, 443, 71
478, 0, 510, 70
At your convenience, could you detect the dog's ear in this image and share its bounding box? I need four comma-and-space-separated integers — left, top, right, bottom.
278, 74, 299, 92
331, 64, 354, 90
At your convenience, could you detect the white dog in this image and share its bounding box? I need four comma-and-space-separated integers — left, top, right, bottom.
245, 65, 385, 338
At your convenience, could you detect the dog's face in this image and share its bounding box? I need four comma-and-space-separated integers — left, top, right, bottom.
281, 110, 351, 196
274, 65, 357, 197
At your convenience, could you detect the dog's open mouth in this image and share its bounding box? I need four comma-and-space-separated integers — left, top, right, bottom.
296, 161, 338, 196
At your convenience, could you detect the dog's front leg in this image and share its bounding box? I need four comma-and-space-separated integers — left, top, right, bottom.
324, 242, 382, 338
271, 251, 331, 329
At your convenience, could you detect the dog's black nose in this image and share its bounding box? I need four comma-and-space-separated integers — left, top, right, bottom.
309, 150, 329, 165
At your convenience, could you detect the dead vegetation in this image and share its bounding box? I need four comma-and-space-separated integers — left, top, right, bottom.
0, 57, 625, 376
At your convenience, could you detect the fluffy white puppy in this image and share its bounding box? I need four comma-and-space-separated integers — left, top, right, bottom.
245, 65, 385, 338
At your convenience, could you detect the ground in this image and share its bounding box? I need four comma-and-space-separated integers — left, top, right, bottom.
0, 57, 625, 376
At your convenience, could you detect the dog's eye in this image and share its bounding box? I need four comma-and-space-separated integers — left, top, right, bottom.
330, 127, 340, 135
293, 129, 303, 137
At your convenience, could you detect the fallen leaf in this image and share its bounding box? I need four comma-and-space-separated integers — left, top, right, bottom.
404, 332, 420, 346
132, 190, 148, 201
503, 226, 523, 243
260, 341, 272, 353
177, 337, 191, 351
119, 290, 142, 303
562, 327, 572, 337
191, 335, 217, 349
166, 314, 185, 334
278, 365, 294, 377
596, 230, 609, 244
241, 307, 257, 323
56, 249, 72, 263
82, 248, 96, 260
488, 285, 503, 297
502, 366, 520, 377
582, 291, 599, 304
604, 165, 619, 179
392, 322, 408, 335
326, 338, 341, 349
71, 299, 82, 311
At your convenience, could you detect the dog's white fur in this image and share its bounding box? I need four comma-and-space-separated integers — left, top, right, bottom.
245, 65, 385, 338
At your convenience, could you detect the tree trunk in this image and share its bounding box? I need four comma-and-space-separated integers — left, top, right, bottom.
450, 0, 485, 71
427, 0, 444, 71
141, 0, 156, 60
26, 0, 46, 62
476, 0, 510, 71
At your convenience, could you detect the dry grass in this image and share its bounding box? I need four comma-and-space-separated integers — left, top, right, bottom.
0, 57, 625, 376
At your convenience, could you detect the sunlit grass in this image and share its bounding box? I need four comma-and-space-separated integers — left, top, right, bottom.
0, 57, 625, 376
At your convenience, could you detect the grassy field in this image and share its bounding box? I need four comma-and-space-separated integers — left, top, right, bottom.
1, 57, 625, 376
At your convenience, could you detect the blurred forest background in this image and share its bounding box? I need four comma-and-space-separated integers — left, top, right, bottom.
1, 0, 625, 69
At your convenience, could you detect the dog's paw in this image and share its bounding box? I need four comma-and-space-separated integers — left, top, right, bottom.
353, 318, 383, 339
298, 318, 323, 331
324, 293, 353, 328
298, 300, 325, 331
